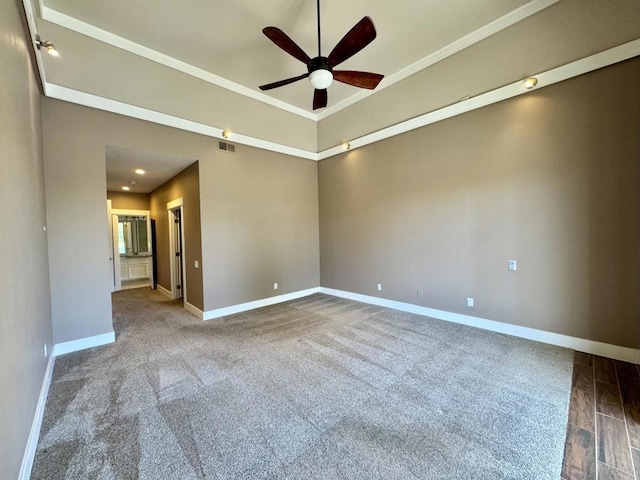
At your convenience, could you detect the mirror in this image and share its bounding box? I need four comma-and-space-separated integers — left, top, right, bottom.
117, 215, 149, 255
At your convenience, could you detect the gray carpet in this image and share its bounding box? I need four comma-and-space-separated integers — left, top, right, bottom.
31, 289, 573, 479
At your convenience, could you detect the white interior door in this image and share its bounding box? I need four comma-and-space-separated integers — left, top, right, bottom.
167, 198, 186, 302
111, 214, 122, 291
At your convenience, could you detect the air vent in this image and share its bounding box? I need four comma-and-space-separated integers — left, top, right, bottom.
218, 141, 235, 154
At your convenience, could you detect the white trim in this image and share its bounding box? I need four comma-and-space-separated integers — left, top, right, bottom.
111, 208, 150, 217
156, 284, 172, 299
184, 301, 204, 320
21, 0, 48, 95
316, 0, 559, 120
42, 38, 640, 162
317, 38, 640, 160
40, 7, 316, 121
39, 1, 556, 121
44, 83, 318, 161
18, 351, 55, 480
166, 198, 183, 210
203, 287, 321, 321
319, 288, 640, 364
53, 331, 115, 357
167, 199, 185, 301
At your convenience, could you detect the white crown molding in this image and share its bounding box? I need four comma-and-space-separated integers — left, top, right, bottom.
38, 0, 557, 122
315, 0, 560, 120
21, 0, 48, 94
45, 83, 318, 161
320, 288, 640, 364
40, 6, 317, 121
317, 38, 640, 160
43, 38, 640, 162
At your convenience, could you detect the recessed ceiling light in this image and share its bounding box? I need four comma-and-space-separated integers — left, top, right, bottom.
122, 186, 130, 191
523, 77, 538, 89
135, 169, 145, 175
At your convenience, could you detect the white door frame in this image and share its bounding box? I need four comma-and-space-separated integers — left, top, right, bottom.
167, 198, 186, 301
107, 200, 115, 293
111, 208, 151, 291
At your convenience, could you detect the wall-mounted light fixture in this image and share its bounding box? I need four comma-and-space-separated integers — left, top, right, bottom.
35, 35, 59, 56
523, 77, 538, 89
342, 142, 351, 150
222, 130, 231, 139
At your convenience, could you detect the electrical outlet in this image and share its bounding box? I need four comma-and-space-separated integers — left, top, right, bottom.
273, 283, 278, 290
377, 283, 382, 291
417, 289, 424, 298
467, 297, 474, 307
508, 260, 517, 271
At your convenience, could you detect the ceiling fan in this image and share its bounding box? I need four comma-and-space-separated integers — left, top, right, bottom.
259, 0, 384, 110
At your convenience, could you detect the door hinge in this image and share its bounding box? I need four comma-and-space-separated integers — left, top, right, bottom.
174, 218, 180, 223
175, 252, 181, 257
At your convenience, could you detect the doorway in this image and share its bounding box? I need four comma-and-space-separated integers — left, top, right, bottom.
167, 198, 186, 301
110, 208, 153, 291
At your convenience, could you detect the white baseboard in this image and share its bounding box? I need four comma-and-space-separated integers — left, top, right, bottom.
53, 331, 115, 357
184, 301, 204, 319
156, 284, 172, 299
119, 281, 151, 290
319, 287, 640, 364
203, 287, 321, 320
18, 351, 55, 480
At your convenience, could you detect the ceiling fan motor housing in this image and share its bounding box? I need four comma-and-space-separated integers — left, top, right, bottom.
307, 56, 331, 73
308, 57, 333, 89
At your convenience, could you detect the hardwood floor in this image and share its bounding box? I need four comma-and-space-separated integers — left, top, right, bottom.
562, 352, 640, 479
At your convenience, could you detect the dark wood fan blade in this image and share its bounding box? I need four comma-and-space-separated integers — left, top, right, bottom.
327, 17, 377, 68
263, 27, 311, 64
333, 70, 384, 89
313, 89, 327, 110
259, 73, 309, 91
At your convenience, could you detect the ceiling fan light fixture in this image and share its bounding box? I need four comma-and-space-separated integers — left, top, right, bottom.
309, 69, 333, 90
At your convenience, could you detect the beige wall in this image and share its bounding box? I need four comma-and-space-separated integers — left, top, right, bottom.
199, 144, 320, 311
319, 58, 640, 349
42, 98, 320, 340
107, 191, 150, 210
150, 162, 203, 310
317, 0, 640, 151
0, 0, 53, 477
38, 21, 317, 152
